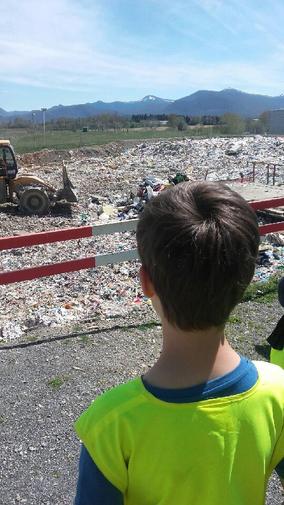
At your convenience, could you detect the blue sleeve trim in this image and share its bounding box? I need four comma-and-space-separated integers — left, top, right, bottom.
74, 445, 123, 505
142, 356, 258, 403
275, 458, 284, 478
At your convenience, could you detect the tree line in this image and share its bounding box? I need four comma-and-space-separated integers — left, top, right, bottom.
0, 111, 269, 135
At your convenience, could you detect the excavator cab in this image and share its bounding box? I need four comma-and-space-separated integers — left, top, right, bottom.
0, 140, 18, 204
0, 141, 18, 179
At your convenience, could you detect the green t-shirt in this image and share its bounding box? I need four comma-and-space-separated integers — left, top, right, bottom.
75, 361, 284, 505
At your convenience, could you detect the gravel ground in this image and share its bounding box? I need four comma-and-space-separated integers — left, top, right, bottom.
0, 298, 283, 505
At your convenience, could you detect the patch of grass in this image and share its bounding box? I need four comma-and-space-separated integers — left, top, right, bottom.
48, 375, 69, 390
236, 333, 245, 342
0, 126, 239, 154
256, 291, 278, 303
138, 322, 160, 331
26, 334, 38, 342
62, 338, 72, 345
228, 314, 241, 324
79, 334, 91, 345
0, 415, 6, 424
72, 323, 83, 332
242, 275, 279, 303
246, 320, 257, 331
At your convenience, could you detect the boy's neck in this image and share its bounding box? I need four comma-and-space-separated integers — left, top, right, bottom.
144, 320, 240, 389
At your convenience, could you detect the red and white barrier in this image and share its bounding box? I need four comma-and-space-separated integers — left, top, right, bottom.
0, 249, 138, 285
249, 196, 284, 211
0, 196, 283, 285
251, 196, 284, 236
0, 219, 139, 285
0, 219, 138, 250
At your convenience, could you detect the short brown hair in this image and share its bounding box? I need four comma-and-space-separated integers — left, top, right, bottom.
136, 181, 260, 330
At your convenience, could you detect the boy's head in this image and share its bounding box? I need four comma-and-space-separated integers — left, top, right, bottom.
137, 181, 260, 330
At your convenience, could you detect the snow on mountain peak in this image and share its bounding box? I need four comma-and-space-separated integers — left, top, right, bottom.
142, 95, 158, 102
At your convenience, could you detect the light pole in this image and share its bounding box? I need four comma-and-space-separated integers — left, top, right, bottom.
41, 107, 47, 147
31, 111, 36, 148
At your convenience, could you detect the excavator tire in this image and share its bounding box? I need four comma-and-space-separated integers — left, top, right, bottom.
19, 188, 50, 215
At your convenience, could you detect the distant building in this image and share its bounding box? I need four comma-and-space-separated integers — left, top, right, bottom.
268, 109, 284, 134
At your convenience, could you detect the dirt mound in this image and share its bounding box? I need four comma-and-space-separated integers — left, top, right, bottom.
18, 149, 72, 167
18, 142, 133, 167
76, 142, 128, 158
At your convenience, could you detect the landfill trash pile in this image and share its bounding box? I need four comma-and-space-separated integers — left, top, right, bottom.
116, 172, 189, 219
1, 136, 284, 342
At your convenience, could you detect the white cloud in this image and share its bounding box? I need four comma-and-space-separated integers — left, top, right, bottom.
1, 32, 284, 98
1, 0, 284, 104
0, 0, 105, 76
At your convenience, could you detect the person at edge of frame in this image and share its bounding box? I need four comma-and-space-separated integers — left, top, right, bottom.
268, 276, 284, 369
74, 180, 284, 505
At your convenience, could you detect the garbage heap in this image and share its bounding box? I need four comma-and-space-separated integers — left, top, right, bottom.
1, 136, 284, 342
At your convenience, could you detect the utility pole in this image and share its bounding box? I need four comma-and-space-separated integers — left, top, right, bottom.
31, 111, 36, 149
41, 107, 47, 147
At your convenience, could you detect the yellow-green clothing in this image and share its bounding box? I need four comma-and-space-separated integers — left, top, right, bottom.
267, 314, 284, 367
270, 348, 284, 369
75, 361, 284, 505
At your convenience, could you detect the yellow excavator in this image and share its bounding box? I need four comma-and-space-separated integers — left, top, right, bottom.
0, 140, 77, 214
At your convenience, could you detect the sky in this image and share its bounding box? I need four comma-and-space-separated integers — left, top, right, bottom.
1, 0, 284, 111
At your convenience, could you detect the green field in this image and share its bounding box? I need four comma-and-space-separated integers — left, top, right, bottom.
0, 126, 215, 154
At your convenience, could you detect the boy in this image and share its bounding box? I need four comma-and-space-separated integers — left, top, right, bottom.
74, 181, 284, 504
268, 276, 284, 369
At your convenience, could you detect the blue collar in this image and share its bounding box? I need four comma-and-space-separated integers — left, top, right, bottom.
141, 357, 258, 403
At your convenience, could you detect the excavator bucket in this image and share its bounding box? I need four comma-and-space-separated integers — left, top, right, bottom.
56, 164, 78, 203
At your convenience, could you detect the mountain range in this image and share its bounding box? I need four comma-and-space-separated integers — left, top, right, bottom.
1, 89, 284, 122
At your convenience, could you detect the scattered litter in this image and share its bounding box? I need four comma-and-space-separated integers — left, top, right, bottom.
1, 136, 284, 341
225, 143, 243, 156
0, 321, 24, 341
266, 233, 284, 246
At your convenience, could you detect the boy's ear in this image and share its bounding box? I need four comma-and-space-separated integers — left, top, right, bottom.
139, 266, 155, 298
